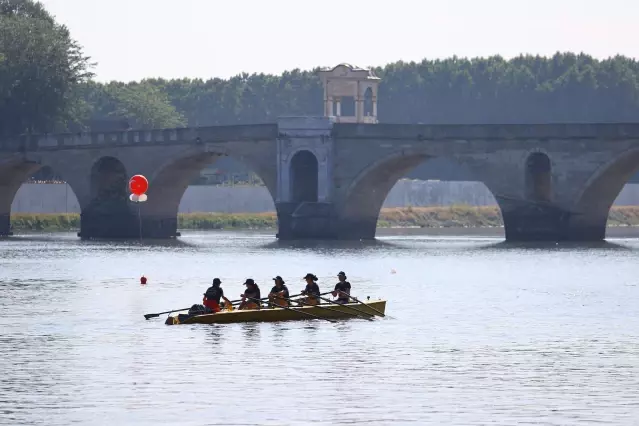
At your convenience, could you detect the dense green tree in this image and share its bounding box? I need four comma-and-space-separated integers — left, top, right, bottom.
0, 0, 93, 138
82, 81, 186, 129
80, 53, 639, 129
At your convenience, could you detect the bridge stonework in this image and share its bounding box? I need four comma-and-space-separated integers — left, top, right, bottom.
2, 119, 639, 241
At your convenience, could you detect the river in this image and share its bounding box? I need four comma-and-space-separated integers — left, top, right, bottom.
1, 231, 638, 425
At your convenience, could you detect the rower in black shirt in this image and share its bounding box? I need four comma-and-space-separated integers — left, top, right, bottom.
300, 273, 320, 305
268, 276, 290, 307
239, 278, 261, 310
332, 271, 352, 304
203, 278, 231, 312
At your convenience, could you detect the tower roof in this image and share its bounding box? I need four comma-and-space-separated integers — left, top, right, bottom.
318, 63, 380, 81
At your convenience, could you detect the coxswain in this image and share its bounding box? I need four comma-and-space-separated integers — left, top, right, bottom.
203, 278, 231, 312
268, 276, 290, 307
239, 278, 261, 310
300, 273, 321, 305
331, 271, 352, 304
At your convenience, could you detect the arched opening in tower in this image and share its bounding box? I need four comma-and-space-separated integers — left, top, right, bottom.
334, 97, 355, 117
290, 150, 319, 203
363, 87, 374, 117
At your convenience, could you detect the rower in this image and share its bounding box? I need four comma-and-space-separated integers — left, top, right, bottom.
239, 278, 261, 310
331, 271, 352, 304
268, 276, 290, 307
203, 278, 231, 313
300, 273, 320, 306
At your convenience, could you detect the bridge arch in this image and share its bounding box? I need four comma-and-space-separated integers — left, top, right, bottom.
0, 158, 82, 236
140, 147, 277, 237
337, 150, 504, 239
570, 147, 639, 239
289, 149, 318, 203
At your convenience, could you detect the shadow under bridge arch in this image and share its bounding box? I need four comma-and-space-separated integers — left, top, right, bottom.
140, 149, 277, 238
336, 152, 504, 239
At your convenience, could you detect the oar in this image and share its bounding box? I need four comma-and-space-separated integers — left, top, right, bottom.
310, 295, 376, 321
145, 296, 256, 320
144, 307, 191, 320
246, 297, 337, 323
290, 297, 373, 321
337, 291, 387, 318
265, 290, 332, 309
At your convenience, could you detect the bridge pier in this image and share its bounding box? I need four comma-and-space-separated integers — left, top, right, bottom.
499, 199, 606, 242
78, 211, 138, 239
78, 212, 182, 239
276, 202, 338, 239
0, 212, 12, 236
138, 215, 181, 238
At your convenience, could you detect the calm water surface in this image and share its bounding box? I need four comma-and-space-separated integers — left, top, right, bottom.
1, 231, 639, 425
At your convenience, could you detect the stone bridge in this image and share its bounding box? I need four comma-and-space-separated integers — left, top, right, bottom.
2, 117, 639, 241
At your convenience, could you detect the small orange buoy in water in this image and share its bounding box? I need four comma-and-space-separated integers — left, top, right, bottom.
140, 276, 147, 285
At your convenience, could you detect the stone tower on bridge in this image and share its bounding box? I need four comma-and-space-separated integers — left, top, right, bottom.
318, 63, 380, 124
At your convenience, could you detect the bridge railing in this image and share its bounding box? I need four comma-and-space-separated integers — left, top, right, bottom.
0, 124, 279, 151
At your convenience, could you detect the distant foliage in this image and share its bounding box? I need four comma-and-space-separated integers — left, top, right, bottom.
81, 53, 639, 128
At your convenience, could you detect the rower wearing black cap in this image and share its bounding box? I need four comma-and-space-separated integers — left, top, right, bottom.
300, 273, 321, 305
268, 276, 290, 307
239, 278, 261, 310
203, 278, 231, 312
332, 271, 352, 304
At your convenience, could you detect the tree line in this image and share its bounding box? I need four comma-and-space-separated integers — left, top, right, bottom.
3, 0, 639, 140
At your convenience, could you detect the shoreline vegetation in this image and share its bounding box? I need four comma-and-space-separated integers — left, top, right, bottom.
9, 206, 639, 232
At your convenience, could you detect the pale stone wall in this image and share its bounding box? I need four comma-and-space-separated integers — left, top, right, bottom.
10, 180, 639, 214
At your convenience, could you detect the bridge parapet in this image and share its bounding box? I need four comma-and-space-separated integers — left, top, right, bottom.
333, 122, 639, 140
4, 124, 279, 152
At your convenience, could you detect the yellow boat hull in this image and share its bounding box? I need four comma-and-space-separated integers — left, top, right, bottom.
165, 300, 387, 325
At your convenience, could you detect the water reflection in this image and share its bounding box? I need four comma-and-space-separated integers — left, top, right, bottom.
5, 233, 197, 249
240, 322, 261, 347
481, 239, 634, 252
258, 238, 402, 253
208, 325, 223, 341
270, 322, 291, 345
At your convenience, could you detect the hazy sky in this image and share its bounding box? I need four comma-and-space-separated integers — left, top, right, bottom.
40, 0, 638, 82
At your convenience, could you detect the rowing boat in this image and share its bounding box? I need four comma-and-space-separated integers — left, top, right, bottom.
164, 299, 387, 325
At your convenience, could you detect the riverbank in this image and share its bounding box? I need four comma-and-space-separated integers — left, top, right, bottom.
9, 205, 639, 232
